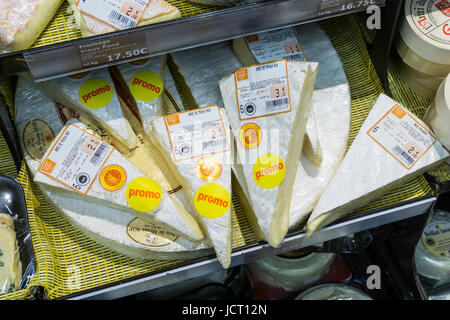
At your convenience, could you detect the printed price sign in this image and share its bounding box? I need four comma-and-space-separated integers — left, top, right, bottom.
318, 0, 384, 16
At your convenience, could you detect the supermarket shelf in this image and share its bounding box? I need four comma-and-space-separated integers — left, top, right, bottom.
1, 0, 384, 81
63, 196, 435, 300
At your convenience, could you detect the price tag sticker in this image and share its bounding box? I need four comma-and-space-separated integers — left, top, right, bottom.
317, 0, 383, 16
77, 0, 151, 30
78, 32, 149, 68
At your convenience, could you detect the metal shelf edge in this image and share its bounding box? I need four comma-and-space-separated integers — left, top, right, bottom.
65, 196, 435, 300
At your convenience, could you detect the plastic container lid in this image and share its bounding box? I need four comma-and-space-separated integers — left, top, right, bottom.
295, 283, 372, 300
247, 252, 335, 292
399, 0, 450, 66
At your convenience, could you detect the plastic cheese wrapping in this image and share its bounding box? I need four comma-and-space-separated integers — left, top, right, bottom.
68, 0, 180, 37
414, 209, 450, 291
0, 0, 63, 51
232, 23, 351, 228
307, 94, 450, 237
295, 284, 372, 300
14, 77, 211, 260
163, 66, 183, 113
33, 119, 204, 242
0, 214, 22, 294
220, 60, 319, 247
151, 106, 233, 268
23, 69, 137, 153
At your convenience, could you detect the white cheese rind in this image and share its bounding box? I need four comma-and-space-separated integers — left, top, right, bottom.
14, 81, 212, 259
33, 120, 204, 242
220, 61, 318, 247
398, 59, 445, 98
0, 0, 63, 51
0, 214, 22, 294
307, 94, 450, 236
24, 70, 137, 150
151, 108, 233, 268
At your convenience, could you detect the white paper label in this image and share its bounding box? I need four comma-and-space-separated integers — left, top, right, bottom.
235, 60, 291, 121
38, 124, 114, 194
367, 104, 437, 169
164, 106, 229, 162
77, 0, 151, 30
245, 28, 306, 63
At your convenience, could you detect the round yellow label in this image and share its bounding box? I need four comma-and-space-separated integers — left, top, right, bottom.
126, 177, 163, 213
195, 157, 222, 182
78, 78, 114, 109
194, 183, 231, 219
129, 70, 163, 102
253, 153, 286, 189
239, 123, 262, 149
99, 164, 127, 192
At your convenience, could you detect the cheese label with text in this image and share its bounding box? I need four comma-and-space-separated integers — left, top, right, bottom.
129, 70, 164, 102
38, 124, 114, 195
235, 60, 291, 121
422, 220, 450, 258
253, 153, 286, 189
77, 0, 151, 30
194, 183, 231, 219
126, 218, 178, 247
23, 119, 55, 161
367, 104, 437, 169
245, 28, 306, 63
79, 78, 114, 109
164, 106, 229, 161
126, 177, 163, 212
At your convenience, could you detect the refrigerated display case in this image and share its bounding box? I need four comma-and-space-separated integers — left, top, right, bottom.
0, 0, 449, 300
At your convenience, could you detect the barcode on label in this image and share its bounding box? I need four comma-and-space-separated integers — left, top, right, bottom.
282, 54, 305, 61
108, 10, 137, 29
266, 97, 289, 108
203, 138, 227, 151
90, 143, 108, 166
393, 145, 415, 166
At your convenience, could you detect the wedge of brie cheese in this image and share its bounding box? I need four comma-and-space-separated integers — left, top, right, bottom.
15, 81, 212, 260
68, 0, 181, 37
33, 120, 204, 242
307, 94, 450, 236
24, 70, 137, 151
220, 60, 319, 247
151, 106, 233, 268
0, 0, 63, 51
0, 214, 22, 294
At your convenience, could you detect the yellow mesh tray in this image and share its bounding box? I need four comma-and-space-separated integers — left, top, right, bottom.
1, 13, 448, 300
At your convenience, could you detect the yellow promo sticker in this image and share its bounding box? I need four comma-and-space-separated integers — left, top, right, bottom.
126, 177, 163, 213
239, 123, 262, 149
79, 78, 114, 109
129, 70, 163, 102
99, 164, 127, 192
194, 183, 231, 219
253, 153, 286, 189
195, 157, 222, 182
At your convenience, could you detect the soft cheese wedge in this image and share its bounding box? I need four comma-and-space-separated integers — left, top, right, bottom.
151, 106, 233, 268
110, 56, 166, 137
232, 24, 334, 167
14, 79, 211, 260
68, 0, 180, 37
24, 70, 137, 151
220, 60, 318, 247
0, 0, 63, 51
33, 120, 204, 241
0, 214, 22, 294
307, 94, 450, 236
